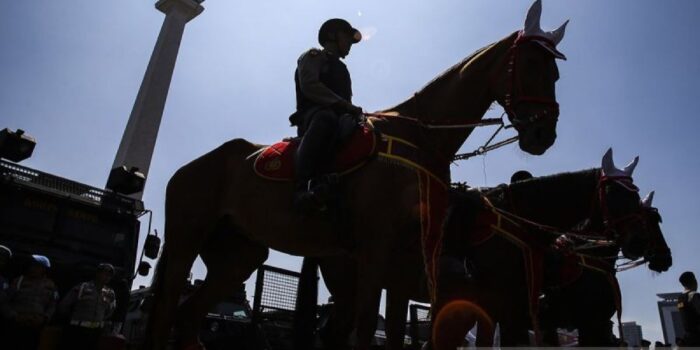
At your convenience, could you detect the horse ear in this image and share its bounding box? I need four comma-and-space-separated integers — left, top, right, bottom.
602, 148, 616, 176
524, 0, 543, 36
623, 156, 639, 177
549, 20, 569, 46
642, 191, 655, 208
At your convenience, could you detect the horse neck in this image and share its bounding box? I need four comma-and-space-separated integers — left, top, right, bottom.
385, 32, 518, 159
492, 169, 603, 229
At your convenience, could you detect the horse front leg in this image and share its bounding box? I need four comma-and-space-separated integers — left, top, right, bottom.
319, 256, 358, 350
385, 289, 409, 350
577, 319, 616, 346
353, 257, 385, 350
538, 296, 562, 346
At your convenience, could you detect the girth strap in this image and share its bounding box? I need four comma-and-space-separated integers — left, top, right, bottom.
376, 133, 450, 187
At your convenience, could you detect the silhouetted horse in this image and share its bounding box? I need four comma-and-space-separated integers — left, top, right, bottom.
459, 153, 672, 347
312, 149, 671, 349
537, 193, 671, 346
143, 1, 568, 348
144, 1, 564, 349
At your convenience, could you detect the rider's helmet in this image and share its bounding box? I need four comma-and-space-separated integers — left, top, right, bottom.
31, 254, 51, 269
0, 245, 11, 260
318, 18, 362, 46
97, 263, 115, 276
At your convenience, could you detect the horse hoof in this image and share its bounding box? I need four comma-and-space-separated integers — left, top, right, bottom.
181, 343, 205, 350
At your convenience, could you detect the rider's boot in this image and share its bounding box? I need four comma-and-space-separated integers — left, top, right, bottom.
294, 112, 336, 214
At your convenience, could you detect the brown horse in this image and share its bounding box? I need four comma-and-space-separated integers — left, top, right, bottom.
314, 150, 672, 349
537, 192, 672, 346
454, 153, 672, 347
142, 1, 567, 348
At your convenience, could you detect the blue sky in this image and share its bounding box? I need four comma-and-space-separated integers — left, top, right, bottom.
2, 0, 699, 343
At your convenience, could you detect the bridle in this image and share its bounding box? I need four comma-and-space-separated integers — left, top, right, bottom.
364, 31, 562, 160
485, 172, 660, 273
491, 173, 651, 263
637, 206, 671, 265
596, 175, 646, 238
501, 32, 561, 128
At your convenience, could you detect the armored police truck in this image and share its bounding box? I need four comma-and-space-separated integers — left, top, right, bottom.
0, 159, 145, 330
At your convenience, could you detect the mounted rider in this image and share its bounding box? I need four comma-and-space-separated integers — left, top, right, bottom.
291, 18, 364, 212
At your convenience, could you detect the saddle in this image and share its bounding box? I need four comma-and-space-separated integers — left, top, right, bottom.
253, 124, 377, 181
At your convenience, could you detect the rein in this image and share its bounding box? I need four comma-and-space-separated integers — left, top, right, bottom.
506, 173, 658, 273
490, 205, 615, 247
485, 173, 648, 255
615, 258, 647, 272
491, 193, 648, 273
363, 112, 504, 130
363, 31, 563, 163
363, 31, 559, 162
365, 111, 520, 161
454, 112, 519, 160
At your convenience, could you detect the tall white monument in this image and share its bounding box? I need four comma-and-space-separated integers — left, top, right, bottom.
108, 0, 204, 199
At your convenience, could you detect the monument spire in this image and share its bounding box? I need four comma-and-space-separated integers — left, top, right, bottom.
108, 0, 204, 199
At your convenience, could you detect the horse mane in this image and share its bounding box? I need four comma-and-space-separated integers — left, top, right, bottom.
484, 168, 601, 209
382, 31, 519, 113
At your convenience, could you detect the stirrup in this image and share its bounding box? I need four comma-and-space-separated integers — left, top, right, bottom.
308, 173, 339, 190
294, 187, 328, 214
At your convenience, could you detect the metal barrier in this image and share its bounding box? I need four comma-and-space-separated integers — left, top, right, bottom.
250, 265, 305, 350
409, 303, 431, 349
252, 265, 302, 324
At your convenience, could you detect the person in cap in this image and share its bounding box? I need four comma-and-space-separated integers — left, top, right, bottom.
678, 271, 700, 346
0, 245, 11, 304
0, 245, 12, 340
510, 170, 533, 183
59, 263, 117, 350
291, 18, 364, 212
6, 254, 58, 350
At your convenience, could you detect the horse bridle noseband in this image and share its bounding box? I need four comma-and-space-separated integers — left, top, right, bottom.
596, 175, 648, 241
501, 32, 561, 128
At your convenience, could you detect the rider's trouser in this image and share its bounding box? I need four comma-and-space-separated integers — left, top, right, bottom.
295, 109, 339, 190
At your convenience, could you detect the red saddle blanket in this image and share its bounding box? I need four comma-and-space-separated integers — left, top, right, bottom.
253, 125, 377, 181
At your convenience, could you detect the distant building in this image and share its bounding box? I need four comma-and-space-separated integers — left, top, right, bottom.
622, 321, 643, 347
658, 292, 685, 345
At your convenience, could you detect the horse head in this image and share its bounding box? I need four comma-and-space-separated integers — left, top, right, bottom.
596, 149, 671, 273
596, 148, 645, 257
492, 0, 568, 155
639, 192, 673, 272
